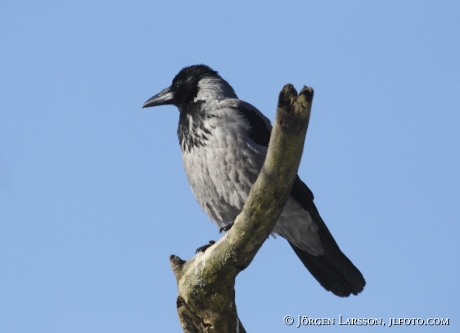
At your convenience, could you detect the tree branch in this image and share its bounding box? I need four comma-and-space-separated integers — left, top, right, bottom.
170, 84, 314, 332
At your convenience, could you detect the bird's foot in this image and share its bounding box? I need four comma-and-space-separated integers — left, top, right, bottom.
219, 221, 234, 233
195, 240, 216, 254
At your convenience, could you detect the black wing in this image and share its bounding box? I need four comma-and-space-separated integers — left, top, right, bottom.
233, 103, 272, 147
237, 102, 365, 296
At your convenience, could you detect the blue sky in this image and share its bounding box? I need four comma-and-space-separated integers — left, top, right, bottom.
1, 1, 459, 332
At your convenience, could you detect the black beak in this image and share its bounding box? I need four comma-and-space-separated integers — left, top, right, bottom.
142, 86, 174, 108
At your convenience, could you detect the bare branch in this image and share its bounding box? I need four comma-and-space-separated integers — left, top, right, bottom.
170, 85, 314, 332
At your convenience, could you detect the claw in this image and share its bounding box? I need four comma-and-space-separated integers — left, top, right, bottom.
195, 240, 216, 254
219, 221, 234, 233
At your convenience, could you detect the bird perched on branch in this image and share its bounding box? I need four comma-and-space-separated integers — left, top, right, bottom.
142, 65, 365, 297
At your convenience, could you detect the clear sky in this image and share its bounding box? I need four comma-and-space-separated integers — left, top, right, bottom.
1, 1, 459, 332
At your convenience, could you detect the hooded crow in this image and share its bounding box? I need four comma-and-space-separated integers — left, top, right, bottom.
143, 65, 365, 297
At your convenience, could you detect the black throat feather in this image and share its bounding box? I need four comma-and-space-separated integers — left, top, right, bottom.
178, 100, 214, 152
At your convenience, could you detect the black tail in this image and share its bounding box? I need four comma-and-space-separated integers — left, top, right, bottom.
288, 238, 365, 297
289, 175, 366, 297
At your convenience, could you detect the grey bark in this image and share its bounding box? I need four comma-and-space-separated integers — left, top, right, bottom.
170, 84, 314, 333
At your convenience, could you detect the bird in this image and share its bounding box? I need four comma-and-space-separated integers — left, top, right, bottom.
142, 64, 365, 297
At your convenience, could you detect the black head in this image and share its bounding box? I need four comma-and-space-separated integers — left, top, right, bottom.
142, 65, 221, 111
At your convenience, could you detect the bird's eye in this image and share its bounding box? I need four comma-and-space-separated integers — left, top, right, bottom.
175, 80, 182, 88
